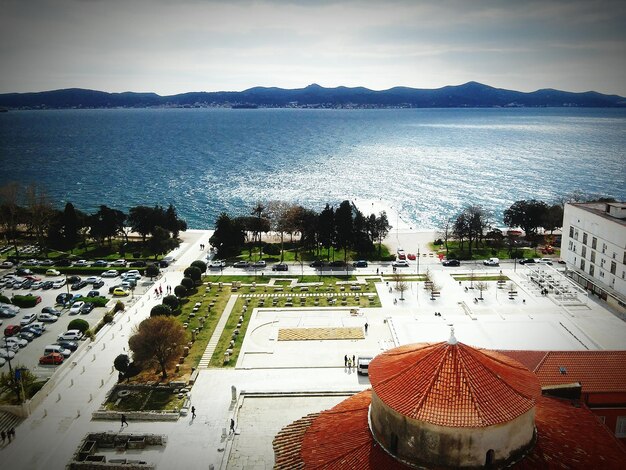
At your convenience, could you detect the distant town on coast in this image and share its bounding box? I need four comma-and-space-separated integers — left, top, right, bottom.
1, 81, 625, 110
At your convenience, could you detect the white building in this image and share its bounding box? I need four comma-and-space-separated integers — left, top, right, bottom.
560, 202, 626, 312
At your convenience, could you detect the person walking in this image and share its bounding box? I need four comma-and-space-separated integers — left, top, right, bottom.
364, 322, 368, 334
230, 418, 235, 434
121, 414, 128, 427
7, 428, 12, 442
191, 406, 196, 419
344, 354, 348, 367
159, 285, 163, 295
1, 430, 6, 444
352, 355, 356, 366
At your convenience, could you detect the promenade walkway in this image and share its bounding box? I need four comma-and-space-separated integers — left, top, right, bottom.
197, 294, 239, 369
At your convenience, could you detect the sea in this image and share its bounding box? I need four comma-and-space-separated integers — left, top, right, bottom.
1, 107, 624, 230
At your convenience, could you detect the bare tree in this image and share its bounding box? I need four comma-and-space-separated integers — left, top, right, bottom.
392, 273, 409, 300
25, 183, 54, 253
0, 182, 23, 256
128, 317, 187, 380
438, 217, 453, 256
475, 281, 489, 300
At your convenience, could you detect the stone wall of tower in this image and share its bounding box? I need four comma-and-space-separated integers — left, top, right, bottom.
369, 392, 536, 469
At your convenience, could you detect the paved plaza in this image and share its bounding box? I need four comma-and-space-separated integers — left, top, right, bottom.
1, 228, 626, 469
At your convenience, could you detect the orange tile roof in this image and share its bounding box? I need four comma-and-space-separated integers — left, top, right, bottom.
274, 391, 626, 469
533, 351, 626, 394
368, 342, 541, 427
499, 350, 626, 394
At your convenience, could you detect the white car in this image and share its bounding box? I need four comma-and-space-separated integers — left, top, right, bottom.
73, 259, 89, 267
208, 260, 226, 268
110, 259, 127, 267
69, 301, 85, 315
392, 260, 410, 267
20, 313, 38, 326
84, 276, 102, 285
0, 261, 14, 268
31, 281, 44, 289
5, 336, 28, 348
52, 279, 66, 288
0, 348, 16, 359
30, 321, 47, 332
483, 257, 500, 266
45, 269, 61, 276
102, 270, 120, 278
58, 329, 83, 341
38, 313, 58, 323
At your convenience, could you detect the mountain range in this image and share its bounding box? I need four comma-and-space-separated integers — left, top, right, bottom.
0, 82, 624, 109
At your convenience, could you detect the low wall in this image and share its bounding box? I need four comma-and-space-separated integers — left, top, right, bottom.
92, 410, 179, 421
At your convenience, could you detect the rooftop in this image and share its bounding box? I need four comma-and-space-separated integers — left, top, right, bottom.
368, 341, 541, 427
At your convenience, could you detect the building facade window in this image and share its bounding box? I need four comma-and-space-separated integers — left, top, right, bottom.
592, 237, 597, 249
590, 251, 596, 263
611, 261, 617, 275
589, 265, 595, 276
582, 232, 588, 245
582, 246, 587, 258
569, 226, 574, 238
581, 259, 586, 271
623, 251, 626, 265
602, 243, 607, 254
617, 416, 626, 438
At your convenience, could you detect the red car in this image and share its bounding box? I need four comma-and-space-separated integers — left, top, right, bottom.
4, 324, 21, 337
407, 253, 416, 260
39, 353, 64, 365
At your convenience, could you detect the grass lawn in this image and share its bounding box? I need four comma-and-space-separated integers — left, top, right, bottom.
104, 387, 186, 412
228, 242, 393, 263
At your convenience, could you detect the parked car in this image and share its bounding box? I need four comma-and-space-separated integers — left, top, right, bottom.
329, 261, 347, 268
91, 260, 108, 268
407, 253, 417, 260
483, 257, 500, 266
71, 280, 88, 291
397, 249, 406, 260
252, 260, 266, 268
357, 356, 374, 375
539, 258, 554, 265
123, 270, 142, 278
102, 270, 120, 278
52, 279, 66, 289
80, 303, 95, 314
69, 301, 85, 315
17, 330, 35, 342
39, 259, 55, 266
45, 269, 61, 276
87, 290, 100, 298
110, 259, 127, 267
38, 313, 58, 323
20, 313, 38, 326
5, 336, 28, 348
55, 339, 78, 351
352, 260, 368, 268
0, 348, 16, 360
129, 260, 147, 267
93, 279, 105, 288
66, 275, 81, 284
41, 281, 54, 290
15, 268, 34, 276
309, 260, 326, 268
1, 342, 20, 353
442, 259, 461, 267
0, 261, 14, 268
4, 324, 21, 336
84, 276, 102, 285
55, 259, 72, 267
519, 258, 536, 265
58, 329, 83, 341
21, 325, 44, 337
42, 306, 62, 316
233, 261, 250, 268
39, 352, 64, 365
209, 260, 226, 269
272, 263, 289, 271
31, 281, 44, 289
73, 259, 89, 267
112, 287, 130, 297
392, 260, 409, 267
21, 279, 34, 289
56, 293, 73, 305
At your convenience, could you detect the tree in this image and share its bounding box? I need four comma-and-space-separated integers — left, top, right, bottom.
543, 204, 563, 234
181, 277, 194, 290
184, 266, 202, 285
128, 206, 160, 243
392, 273, 409, 301
0, 365, 37, 403
164, 204, 187, 238
114, 354, 130, 375
162, 294, 180, 311
190, 260, 207, 273
150, 304, 172, 317
128, 316, 187, 379
503, 200, 549, 241
318, 204, 335, 259
145, 264, 160, 279
24, 183, 54, 253
438, 217, 453, 257
334, 200, 353, 263
148, 226, 177, 259
68, 318, 90, 333
210, 213, 245, 258
89, 205, 126, 246
174, 285, 187, 297
0, 182, 23, 257
374, 211, 391, 257
475, 281, 489, 300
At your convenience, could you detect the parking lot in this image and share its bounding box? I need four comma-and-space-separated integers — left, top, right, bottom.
1, 268, 156, 378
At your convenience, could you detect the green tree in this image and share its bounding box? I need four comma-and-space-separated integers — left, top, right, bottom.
145, 264, 160, 279
190, 260, 207, 273
184, 266, 202, 284
150, 304, 172, 317
174, 284, 187, 298
68, 318, 90, 333
503, 200, 549, 241
181, 277, 194, 290
318, 204, 334, 259
334, 200, 353, 263
114, 354, 130, 375
128, 316, 187, 379
89, 205, 126, 246
164, 204, 187, 238
0, 365, 37, 403
148, 226, 176, 259
210, 213, 245, 258
162, 294, 180, 311
128, 205, 160, 243
543, 204, 564, 234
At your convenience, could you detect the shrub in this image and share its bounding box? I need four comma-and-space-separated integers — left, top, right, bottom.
183, 266, 202, 284
83, 296, 108, 307
145, 264, 160, 279
133, 251, 141, 258
433, 238, 443, 246
114, 301, 125, 312
150, 304, 172, 317
181, 277, 194, 290
190, 260, 207, 273
11, 295, 41, 308
103, 312, 114, 323
162, 295, 179, 311
174, 285, 187, 298
262, 243, 280, 255
68, 318, 90, 333
84, 329, 95, 340
0, 294, 10, 304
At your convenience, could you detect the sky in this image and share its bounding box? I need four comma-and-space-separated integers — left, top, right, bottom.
1, 0, 625, 96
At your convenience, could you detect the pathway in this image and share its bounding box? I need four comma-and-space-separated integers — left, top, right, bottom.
197, 294, 239, 369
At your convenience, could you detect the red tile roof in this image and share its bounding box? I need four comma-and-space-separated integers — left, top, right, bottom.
500, 350, 626, 394
368, 342, 541, 427
274, 391, 626, 469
